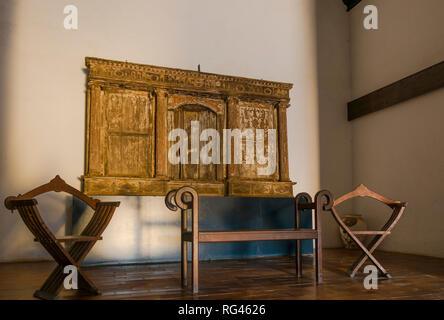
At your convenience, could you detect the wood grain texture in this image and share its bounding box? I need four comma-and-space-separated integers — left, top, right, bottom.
2, 249, 443, 300
155, 88, 168, 177
277, 101, 290, 181
198, 229, 318, 242
348, 61, 444, 120
84, 57, 295, 197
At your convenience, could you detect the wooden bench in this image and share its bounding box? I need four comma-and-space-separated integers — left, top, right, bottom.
165, 186, 333, 293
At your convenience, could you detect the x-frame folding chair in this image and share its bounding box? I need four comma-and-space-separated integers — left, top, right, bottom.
4, 175, 120, 300
328, 184, 407, 278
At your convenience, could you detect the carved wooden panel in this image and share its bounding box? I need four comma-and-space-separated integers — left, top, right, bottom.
169, 105, 218, 181
104, 88, 155, 178
86, 86, 155, 179
167, 93, 225, 183
83, 57, 295, 197
235, 100, 278, 181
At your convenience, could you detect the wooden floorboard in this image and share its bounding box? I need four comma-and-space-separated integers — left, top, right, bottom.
0, 249, 443, 300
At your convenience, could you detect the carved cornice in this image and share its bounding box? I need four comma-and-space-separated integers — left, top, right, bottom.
86, 57, 292, 100
168, 93, 225, 114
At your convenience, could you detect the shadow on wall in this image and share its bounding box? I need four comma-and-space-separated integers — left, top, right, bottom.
315, 0, 353, 248
72, 196, 181, 265
0, 3, 72, 261
0, 2, 13, 191
0, 1, 15, 260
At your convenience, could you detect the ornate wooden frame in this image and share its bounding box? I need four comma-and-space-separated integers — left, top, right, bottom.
83, 57, 295, 197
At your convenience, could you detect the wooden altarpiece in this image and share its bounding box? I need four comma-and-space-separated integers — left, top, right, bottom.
83, 57, 295, 197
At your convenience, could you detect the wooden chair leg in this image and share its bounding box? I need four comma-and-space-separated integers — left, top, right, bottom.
77, 269, 100, 294
34, 265, 65, 300
314, 190, 328, 283
192, 240, 199, 294
181, 207, 188, 288
331, 207, 390, 278
181, 240, 188, 287
294, 192, 311, 279
34, 290, 58, 300
315, 238, 323, 283
347, 239, 389, 278
35, 263, 100, 299
349, 254, 389, 278
349, 208, 403, 277
167, 187, 200, 293
349, 234, 392, 278
296, 240, 302, 277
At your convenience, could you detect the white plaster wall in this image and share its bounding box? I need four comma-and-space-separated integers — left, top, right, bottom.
0, 0, 321, 263
349, 0, 444, 257
316, 0, 353, 248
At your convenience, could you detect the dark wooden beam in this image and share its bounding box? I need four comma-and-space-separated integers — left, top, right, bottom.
348, 61, 444, 121
342, 0, 363, 11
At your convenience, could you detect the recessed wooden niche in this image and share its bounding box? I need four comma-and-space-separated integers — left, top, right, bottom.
83, 57, 295, 197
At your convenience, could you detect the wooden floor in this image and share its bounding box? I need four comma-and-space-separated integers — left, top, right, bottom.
0, 249, 443, 300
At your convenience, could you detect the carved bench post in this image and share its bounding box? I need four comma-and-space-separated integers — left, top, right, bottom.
166, 186, 200, 293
